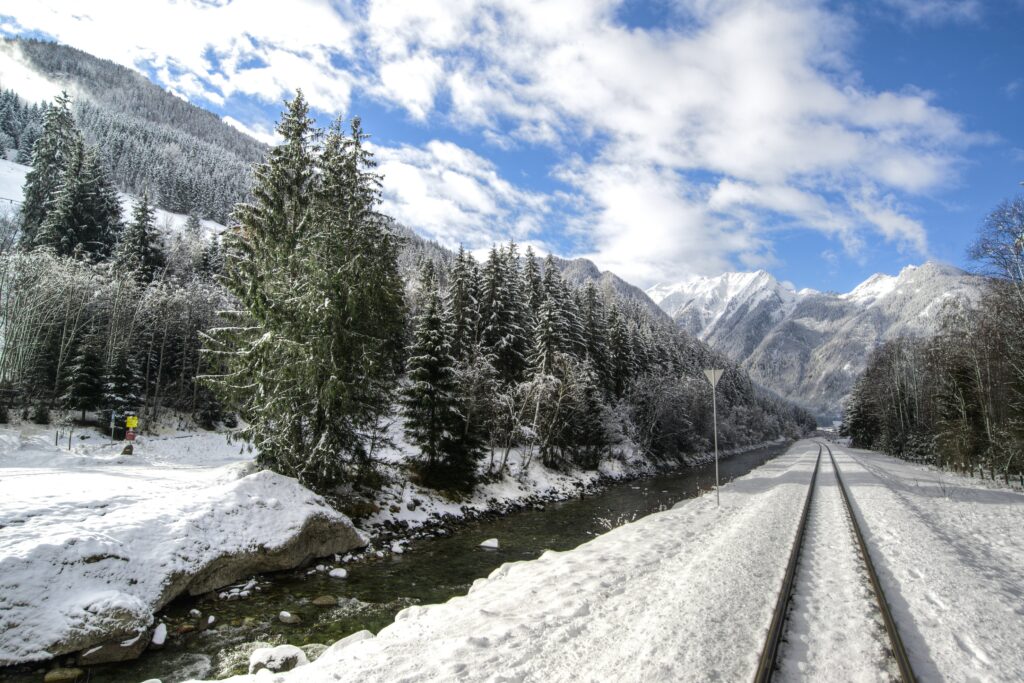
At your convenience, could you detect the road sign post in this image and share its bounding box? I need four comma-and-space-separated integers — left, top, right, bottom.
703, 368, 724, 507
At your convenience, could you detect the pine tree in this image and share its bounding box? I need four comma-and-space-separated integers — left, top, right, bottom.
403, 265, 481, 490
35, 141, 121, 259
607, 303, 633, 397
104, 348, 143, 412
115, 192, 165, 282
61, 333, 104, 421
207, 93, 405, 492
20, 92, 80, 245
446, 246, 480, 363
523, 246, 544, 320
480, 243, 530, 384
580, 282, 611, 389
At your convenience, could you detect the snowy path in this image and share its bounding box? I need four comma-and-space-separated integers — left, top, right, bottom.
832, 444, 1024, 682
205, 441, 825, 683
776, 452, 893, 682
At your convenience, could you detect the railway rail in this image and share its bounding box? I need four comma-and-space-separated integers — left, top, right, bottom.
754, 442, 915, 682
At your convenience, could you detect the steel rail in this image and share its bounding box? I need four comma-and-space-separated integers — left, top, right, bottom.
753, 444, 823, 683
826, 443, 916, 683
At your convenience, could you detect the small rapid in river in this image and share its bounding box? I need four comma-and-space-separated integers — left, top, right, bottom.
6, 443, 787, 683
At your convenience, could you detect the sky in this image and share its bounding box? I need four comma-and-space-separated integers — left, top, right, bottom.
0, 0, 1021, 293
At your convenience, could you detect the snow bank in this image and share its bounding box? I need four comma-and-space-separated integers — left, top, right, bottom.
195, 442, 824, 683
0, 427, 366, 665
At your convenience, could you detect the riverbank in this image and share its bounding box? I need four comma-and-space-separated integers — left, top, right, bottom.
191, 441, 1024, 683
0, 416, 789, 678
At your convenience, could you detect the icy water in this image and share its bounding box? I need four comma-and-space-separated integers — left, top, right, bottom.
6, 443, 787, 683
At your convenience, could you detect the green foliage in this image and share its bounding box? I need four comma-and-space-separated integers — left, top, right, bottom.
206, 92, 405, 493
114, 192, 165, 282
61, 332, 105, 420
403, 266, 484, 491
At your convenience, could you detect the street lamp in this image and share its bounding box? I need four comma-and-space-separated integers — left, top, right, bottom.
703, 368, 724, 507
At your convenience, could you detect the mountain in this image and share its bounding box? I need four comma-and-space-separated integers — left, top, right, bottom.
647, 262, 986, 420
1, 38, 267, 222
553, 256, 672, 322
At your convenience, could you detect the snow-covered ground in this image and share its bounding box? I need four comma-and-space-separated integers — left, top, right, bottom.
0, 414, 696, 668
194, 441, 823, 682
0, 423, 362, 665
190, 440, 1024, 683
834, 444, 1024, 682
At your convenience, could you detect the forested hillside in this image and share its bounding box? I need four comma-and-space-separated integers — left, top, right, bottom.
2, 38, 265, 221
843, 197, 1024, 481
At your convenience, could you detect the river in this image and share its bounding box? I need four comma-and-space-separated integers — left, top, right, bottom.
6, 443, 788, 683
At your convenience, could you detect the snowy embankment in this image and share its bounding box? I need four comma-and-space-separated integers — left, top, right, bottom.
0, 426, 366, 666
363, 415, 783, 540
201, 441, 824, 682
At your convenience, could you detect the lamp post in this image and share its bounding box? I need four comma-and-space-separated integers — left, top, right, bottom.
703, 368, 724, 507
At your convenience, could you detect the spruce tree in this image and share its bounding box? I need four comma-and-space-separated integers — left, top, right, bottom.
480, 244, 530, 384
104, 348, 142, 413
446, 246, 480, 363
523, 246, 544, 321
403, 264, 481, 490
115, 192, 165, 282
35, 142, 120, 259
207, 93, 405, 492
20, 92, 80, 245
61, 333, 105, 421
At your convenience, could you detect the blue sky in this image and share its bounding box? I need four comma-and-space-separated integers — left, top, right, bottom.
1, 0, 1021, 293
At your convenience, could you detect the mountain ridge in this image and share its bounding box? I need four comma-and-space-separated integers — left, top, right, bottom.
647, 261, 985, 420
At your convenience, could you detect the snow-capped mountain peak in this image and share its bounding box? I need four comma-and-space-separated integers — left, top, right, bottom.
647, 261, 984, 419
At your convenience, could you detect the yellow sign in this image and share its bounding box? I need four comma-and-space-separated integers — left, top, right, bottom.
125, 415, 138, 429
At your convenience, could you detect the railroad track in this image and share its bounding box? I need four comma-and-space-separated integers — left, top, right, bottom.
754, 442, 915, 683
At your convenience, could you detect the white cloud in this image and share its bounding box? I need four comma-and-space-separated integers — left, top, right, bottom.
3, 0, 358, 112
221, 115, 282, 146
371, 140, 549, 250
0, 0, 983, 286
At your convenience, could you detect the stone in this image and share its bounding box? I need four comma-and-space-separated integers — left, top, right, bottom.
248, 644, 309, 674
328, 568, 348, 579
301, 643, 328, 662
77, 628, 151, 666
311, 595, 337, 607
278, 610, 301, 624
24, 511, 367, 667
479, 538, 500, 549
149, 623, 167, 650
43, 669, 84, 683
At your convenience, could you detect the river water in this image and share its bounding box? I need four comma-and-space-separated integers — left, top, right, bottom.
7, 443, 788, 683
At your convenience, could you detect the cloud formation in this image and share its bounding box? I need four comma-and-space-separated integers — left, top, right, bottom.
1, 0, 982, 285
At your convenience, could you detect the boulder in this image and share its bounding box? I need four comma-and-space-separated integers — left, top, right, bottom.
77, 628, 150, 666
278, 611, 301, 624
311, 595, 337, 607
43, 669, 84, 683
301, 643, 329, 662
248, 644, 309, 674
